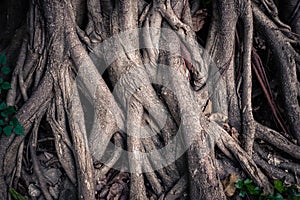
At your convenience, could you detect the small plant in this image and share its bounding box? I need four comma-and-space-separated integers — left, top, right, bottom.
235, 178, 260, 198
9, 188, 26, 200
235, 178, 300, 200
0, 53, 24, 136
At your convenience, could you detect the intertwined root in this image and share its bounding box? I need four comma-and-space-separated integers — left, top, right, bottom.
0, 0, 299, 199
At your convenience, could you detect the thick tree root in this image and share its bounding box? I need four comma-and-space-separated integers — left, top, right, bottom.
0, 0, 299, 199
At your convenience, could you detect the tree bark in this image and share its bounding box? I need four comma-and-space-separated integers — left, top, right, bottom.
0, 0, 299, 199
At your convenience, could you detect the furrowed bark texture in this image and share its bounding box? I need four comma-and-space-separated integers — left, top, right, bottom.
0, 0, 299, 199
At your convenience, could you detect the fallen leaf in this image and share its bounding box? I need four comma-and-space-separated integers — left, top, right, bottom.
222, 174, 239, 197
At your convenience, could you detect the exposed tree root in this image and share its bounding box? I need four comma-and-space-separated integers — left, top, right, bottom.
0, 0, 299, 199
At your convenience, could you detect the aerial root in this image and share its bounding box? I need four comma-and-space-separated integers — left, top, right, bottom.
214, 123, 271, 192
47, 100, 76, 184
256, 122, 300, 159
95, 132, 125, 177
253, 143, 297, 183
240, 0, 255, 156
30, 120, 53, 200
162, 175, 188, 200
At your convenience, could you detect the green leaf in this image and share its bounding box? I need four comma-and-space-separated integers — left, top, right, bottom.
0, 119, 4, 126
0, 77, 3, 84
274, 180, 284, 193
1, 66, 11, 75
244, 179, 253, 185
273, 193, 284, 200
5, 106, 16, 115
14, 125, 24, 135
235, 179, 243, 189
268, 194, 275, 200
268, 194, 277, 200
1, 111, 8, 118
9, 188, 26, 200
1, 81, 11, 90
0, 102, 7, 110
9, 117, 19, 126
286, 186, 300, 200
239, 190, 246, 197
293, 194, 300, 200
0, 54, 6, 65
3, 125, 13, 136
1, 107, 16, 118
246, 184, 260, 195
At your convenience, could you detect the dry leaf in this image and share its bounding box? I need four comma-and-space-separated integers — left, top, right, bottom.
222, 174, 239, 197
